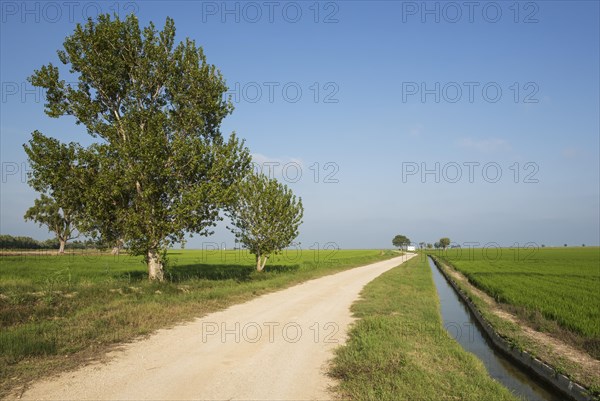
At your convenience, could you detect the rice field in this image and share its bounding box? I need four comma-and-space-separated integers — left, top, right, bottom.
432, 247, 600, 355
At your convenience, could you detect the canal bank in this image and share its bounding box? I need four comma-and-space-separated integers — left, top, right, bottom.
330, 254, 522, 401
428, 256, 594, 401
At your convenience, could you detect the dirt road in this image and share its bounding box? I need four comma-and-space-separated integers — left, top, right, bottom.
16, 253, 415, 401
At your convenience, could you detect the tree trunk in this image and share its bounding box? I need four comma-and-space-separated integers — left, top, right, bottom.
111, 239, 123, 255
58, 239, 66, 254
148, 249, 164, 281
256, 254, 268, 272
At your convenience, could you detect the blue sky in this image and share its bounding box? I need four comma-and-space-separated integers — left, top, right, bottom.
1, 1, 599, 249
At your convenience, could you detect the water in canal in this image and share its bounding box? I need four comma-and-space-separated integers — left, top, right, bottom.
427, 257, 563, 401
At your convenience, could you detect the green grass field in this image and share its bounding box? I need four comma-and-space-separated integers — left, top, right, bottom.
430, 247, 600, 357
0, 248, 395, 395
330, 255, 519, 401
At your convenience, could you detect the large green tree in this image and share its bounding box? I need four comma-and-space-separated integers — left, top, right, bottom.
226, 173, 303, 271
29, 14, 251, 280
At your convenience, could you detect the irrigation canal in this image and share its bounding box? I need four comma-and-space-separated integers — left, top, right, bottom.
427, 256, 564, 401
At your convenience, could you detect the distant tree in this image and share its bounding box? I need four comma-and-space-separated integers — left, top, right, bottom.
24, 194, 78, 254
0, 235, 43, 249
582, 244, 586, 247
392, 235, 411, 249
419, 242, 426, 249
84, 238, 102, 249
426, 243, 433, 249
439, 237, 451, 249
226, 173, 303, 271
541, 244, 546, 248
23, 131, 88, 254
434, 242, 441, 249
41, 238, 60, 249
564, 244, 567, 247
66, 240, 86, 250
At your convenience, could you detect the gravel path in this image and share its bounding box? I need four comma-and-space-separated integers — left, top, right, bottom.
17, 253, 415, 401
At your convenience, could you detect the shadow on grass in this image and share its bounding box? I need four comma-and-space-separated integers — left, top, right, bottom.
120, 263, 302, 283
262, 264, 301, 274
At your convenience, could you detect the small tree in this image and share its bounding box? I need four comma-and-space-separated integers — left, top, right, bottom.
439, 237, 451, 249
392, 235, 411, 249
23, 131, 88, 254
419, 242, 425, 249
226, 173, 303, 271
426, 243, 433, 249
24, 195, 77, 253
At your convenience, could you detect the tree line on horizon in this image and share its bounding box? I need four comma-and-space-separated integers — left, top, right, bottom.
0, 234, 98, 250
392, 235, 451, 250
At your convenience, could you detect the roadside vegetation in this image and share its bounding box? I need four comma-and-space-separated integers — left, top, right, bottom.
330, 255, 520, 401
0, 249, 396, 396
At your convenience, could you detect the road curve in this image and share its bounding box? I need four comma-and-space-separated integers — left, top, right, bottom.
17, 253, 415, 401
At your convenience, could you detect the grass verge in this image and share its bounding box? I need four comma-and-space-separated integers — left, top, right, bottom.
0, 249, 396, 397
329, 254, 520, 401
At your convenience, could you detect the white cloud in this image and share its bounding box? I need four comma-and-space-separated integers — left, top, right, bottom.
561, 147, 579, 159
250, 153, 304, 179
457, 138, 511, 153
251, 153, 303, 166
408, 123, 424, 137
